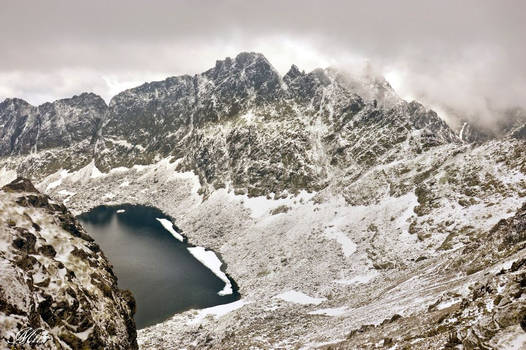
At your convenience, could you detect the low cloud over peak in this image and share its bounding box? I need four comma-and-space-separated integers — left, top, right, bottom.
1, 0, 524, 131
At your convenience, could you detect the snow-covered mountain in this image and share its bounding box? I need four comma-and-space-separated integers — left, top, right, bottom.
0, 52, 525, 349
1, 52, 459, 196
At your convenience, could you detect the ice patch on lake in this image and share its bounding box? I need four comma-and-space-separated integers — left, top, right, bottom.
116, 209, 126, 214
274, 290, 326, 305
156, 218, 184, 242
187, 246, 233, 296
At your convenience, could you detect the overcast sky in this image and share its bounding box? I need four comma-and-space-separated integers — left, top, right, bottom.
1, 0, 524, 128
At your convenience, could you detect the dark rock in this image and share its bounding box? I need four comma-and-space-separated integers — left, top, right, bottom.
38, 244, 57, 258
2, 177, 38, 193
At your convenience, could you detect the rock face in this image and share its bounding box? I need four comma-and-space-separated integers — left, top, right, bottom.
0, 93, 105, 156
0, 178, 137, 349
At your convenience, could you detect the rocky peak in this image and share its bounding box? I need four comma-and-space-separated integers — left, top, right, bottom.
0, 97, 32, 110
284, 64, 303, 83
203, 52, 282, 100
0, 92, 106, 157
56, 92, 107, 109
403, 100, 458, 144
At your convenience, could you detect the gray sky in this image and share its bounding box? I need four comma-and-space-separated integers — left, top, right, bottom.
1, 0, 524, 128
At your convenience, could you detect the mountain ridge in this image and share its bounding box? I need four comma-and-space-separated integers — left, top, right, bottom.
1, 52, 466, 200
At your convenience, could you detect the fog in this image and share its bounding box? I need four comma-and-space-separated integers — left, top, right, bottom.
1, 0, 524, 130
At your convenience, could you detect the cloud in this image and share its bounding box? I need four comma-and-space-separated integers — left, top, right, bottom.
0, 0, 525, 129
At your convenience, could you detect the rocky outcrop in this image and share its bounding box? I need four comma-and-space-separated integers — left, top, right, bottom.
0, 178, 137, 349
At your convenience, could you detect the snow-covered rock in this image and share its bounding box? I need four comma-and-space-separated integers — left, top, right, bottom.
0, 178, 137, 349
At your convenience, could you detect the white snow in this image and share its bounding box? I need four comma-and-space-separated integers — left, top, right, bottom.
459, 122, 467, 141
0, 167, 17, 187
231, 190, 316, 219
187, 246, 233, 295
45, 169, 69, 191
485, 299, 494, 312
66, 160, 106, 184
187, 299, 249, 325
274, 290, 326, 305
241, 110, 256, 123
90, 162, 104, 178
308, 306, 348, 316
58, 189, 75, 196
436, 298, 461, 310
116, 209, 126, 214
335, 270, 379, 285
156, 218, 184, 242
324, 226, 357, 257
57, 189, 76, 204
109, 138, 135, 149
102, 192, 115, 200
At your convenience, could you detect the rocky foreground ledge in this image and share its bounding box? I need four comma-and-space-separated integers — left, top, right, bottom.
0, 178, 137, 349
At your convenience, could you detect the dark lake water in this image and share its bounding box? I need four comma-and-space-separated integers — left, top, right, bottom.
77, 204, 239, 329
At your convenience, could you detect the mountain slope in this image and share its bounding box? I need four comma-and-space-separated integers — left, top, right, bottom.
0, 52, 525, 349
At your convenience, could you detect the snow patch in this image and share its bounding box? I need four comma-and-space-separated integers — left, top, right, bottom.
45, 169, 69, 191
66, 160, 106, 184
324, 226, 356, 257
102, 192, 115, 200
116, 209, 126, 214
335, 270, 379, 285
241, 110, 256, 123
0, 167, 17, 187
187, 247, 233, 296
308, 306, 348, 316
436, 298, 461, 310
274, 290, 326, 305
232, 190, 316, 218
187, 299, 249, 325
